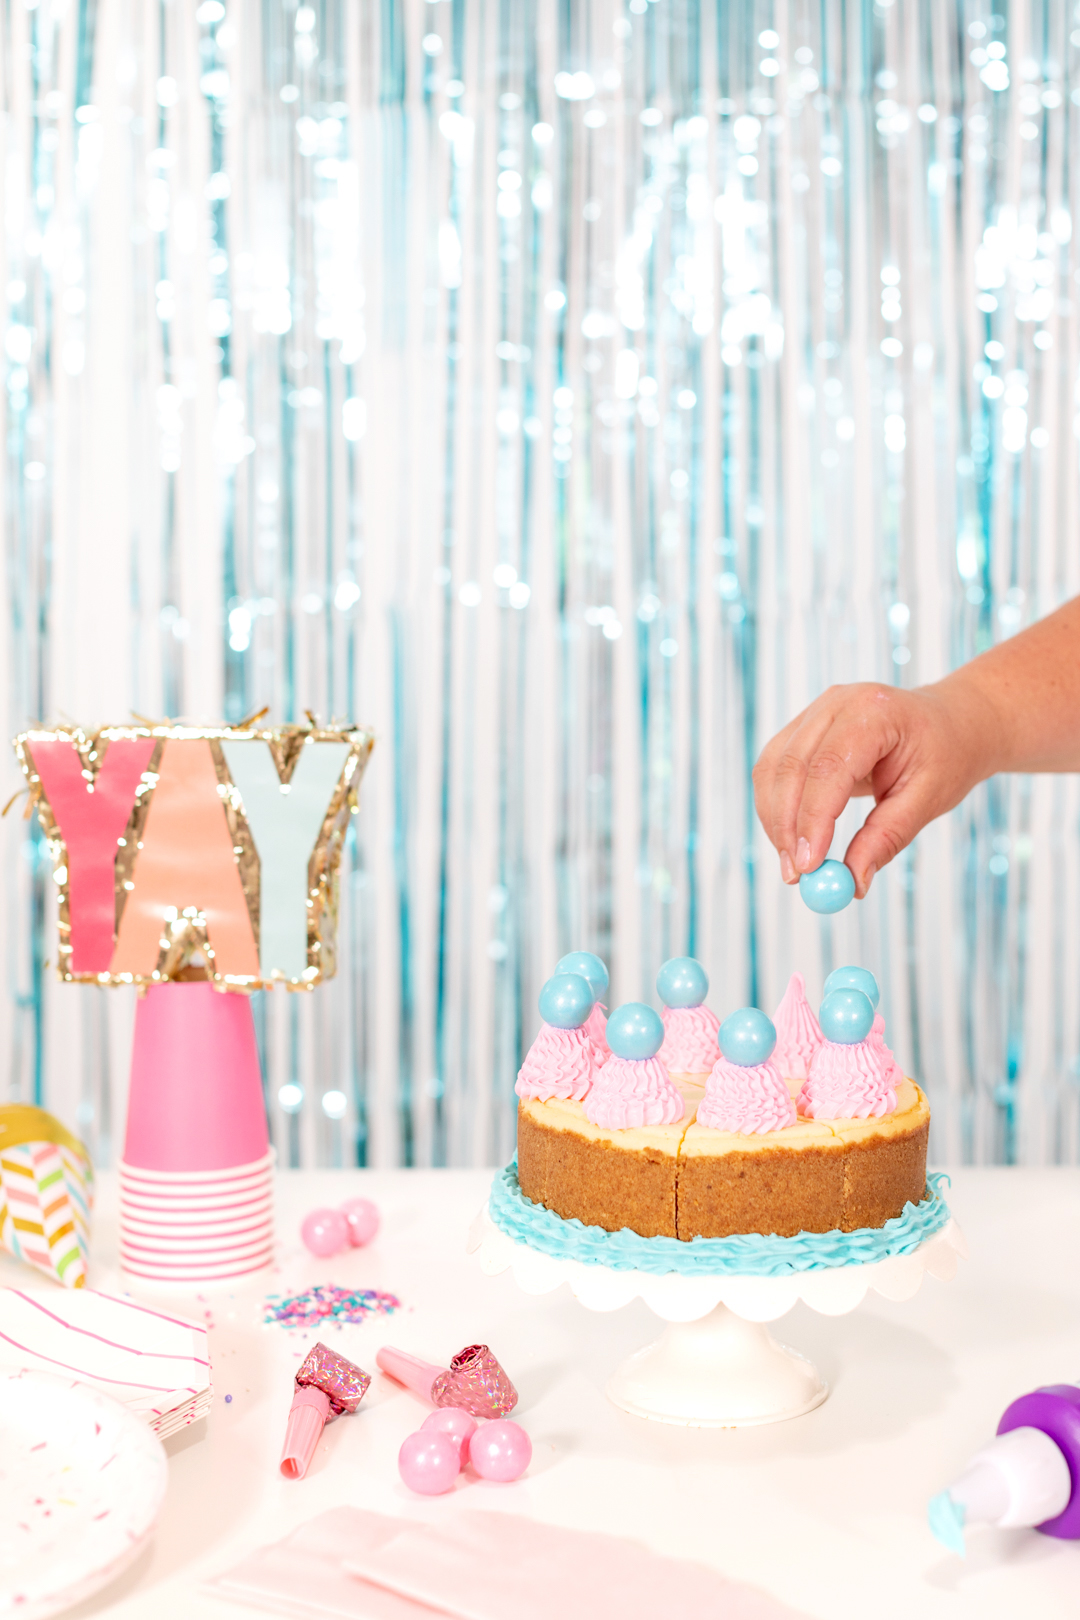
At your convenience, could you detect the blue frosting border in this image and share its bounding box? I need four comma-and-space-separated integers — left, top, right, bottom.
488, 1163, 952, 1277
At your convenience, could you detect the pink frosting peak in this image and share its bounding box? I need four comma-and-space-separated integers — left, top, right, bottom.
797, 1034, 897, 1120
515, 1023, 595, 1103
697, 1055, 796, 1135
772, 971, 823, 1080
659, 1004, 720, 1076
583, 1000, 610, 1062
868, 1012, 904, 1088
583, 1055, 684, 1130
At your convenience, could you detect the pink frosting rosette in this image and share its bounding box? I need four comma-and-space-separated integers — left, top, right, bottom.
583, 1055, 685, 1130
772, 971, 823, 1080
515, 1023, 595, 1103
797, 1035, 897, 1120
659, 1004, 720, 1076
697, 1055, 796, 1134
583, 1001, 610, 1062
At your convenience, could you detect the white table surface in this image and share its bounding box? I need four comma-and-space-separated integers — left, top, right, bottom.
6, 1166, 1079, 1620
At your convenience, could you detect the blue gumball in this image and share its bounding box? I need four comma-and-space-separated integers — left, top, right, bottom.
799, 859, 856, 915
538, 974, 594, 1030
606, 1003, 664, 1060
555, 951, 609, 1001
656, 956, 709, 1009
819, 988, 875, 1045
823, 964, 880, 1011
717, 1008, 777, 1068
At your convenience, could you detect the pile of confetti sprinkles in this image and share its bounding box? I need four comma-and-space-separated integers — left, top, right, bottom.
263, 1283, 402, 1330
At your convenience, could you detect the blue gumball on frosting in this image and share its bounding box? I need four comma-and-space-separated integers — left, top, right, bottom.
799, 859, 856, 915
555, 952, 608, 1001
583, 1002, 684, 1129
717, 1008, 777, 1068
656, 957, 709, 1009
823, 965, 880, 1011
538, 973, 593, 1030
818, 988, 874, 1045
605, 1003, 664, 1060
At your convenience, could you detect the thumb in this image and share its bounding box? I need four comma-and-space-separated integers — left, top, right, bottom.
843, 779, 941, 898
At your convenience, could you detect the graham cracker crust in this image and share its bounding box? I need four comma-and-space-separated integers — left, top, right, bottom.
516, 1091, 930, 1241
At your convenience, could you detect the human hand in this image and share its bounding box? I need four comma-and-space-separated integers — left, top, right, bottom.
752, 681, 997, 897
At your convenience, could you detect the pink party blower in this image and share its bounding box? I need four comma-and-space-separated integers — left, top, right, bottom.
280, 1343, 371, 1480
376, 1343, 517, 1419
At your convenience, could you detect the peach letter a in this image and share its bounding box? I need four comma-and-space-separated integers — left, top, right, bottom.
110, 738, 259, 980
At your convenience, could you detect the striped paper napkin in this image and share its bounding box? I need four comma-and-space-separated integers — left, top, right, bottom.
0, 1286, 211, 1438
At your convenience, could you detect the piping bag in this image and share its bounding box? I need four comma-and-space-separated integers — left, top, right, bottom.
376, 1343, 517, 1419
929, 1383, 1080, 1555
280, 1342, 371, 1479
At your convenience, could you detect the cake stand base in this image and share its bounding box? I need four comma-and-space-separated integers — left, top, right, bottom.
605, 1302, 827, 1428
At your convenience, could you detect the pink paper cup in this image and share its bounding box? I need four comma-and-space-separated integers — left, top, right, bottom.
120, 1221, 273, 1254
120, 1204, 273, 1237
123, 982, 269, 1173
119, 1150, 274, 1186
120, 1251, 273, 1283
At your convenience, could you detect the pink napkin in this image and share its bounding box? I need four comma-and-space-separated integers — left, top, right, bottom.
208, 1507, 806, 1619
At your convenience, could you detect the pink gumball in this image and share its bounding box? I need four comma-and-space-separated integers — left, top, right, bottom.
467, 1419, 532, 1482
398, 1429, 461, 1495
340, 1196, 380, 1247
421, 1406, 477, 1467
300, 1207, 349, 1258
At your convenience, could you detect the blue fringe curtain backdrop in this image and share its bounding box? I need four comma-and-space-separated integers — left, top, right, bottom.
2, 1, 1080, 1170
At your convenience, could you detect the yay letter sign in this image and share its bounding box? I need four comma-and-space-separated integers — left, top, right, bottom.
14, 723, 374, 990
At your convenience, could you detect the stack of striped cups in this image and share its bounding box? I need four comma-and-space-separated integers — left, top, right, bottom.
119, 982, 274, 1286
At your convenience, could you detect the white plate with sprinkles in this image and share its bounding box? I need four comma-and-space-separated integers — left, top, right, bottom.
0, 1369, 168, 1619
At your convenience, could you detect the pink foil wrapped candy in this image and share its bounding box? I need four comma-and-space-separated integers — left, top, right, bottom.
377, 1342, 518, 1420
434, 1344, 518, 1419
280, 1342, 372, 1479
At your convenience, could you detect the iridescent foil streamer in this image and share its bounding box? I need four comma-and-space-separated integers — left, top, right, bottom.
431, 1344, 518, 1420
2, 2, 1080, 1174
295, 1341, 372, 1417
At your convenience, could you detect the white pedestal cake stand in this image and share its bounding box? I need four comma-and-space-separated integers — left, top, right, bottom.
468, 1205, 966, 1429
